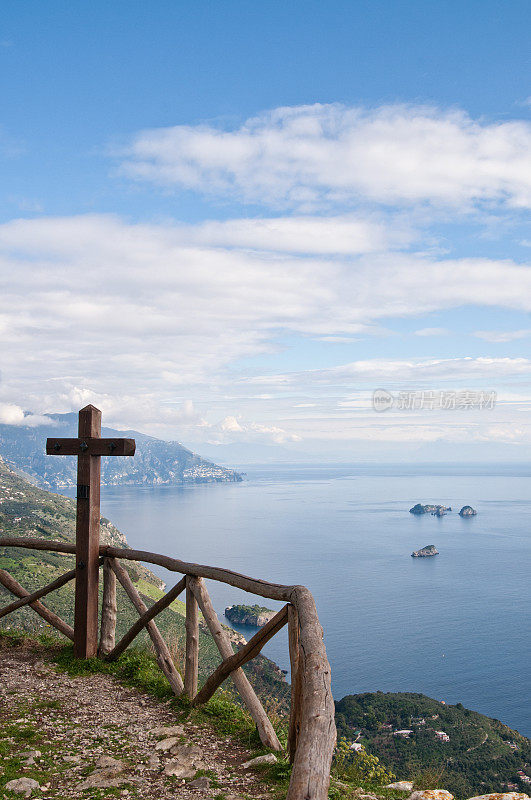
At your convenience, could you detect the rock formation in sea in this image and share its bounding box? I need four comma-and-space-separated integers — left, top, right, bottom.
459, 505, 477, 517
411, 544, 439, 558
410, 504, 451, 515
225, 604, 276, 627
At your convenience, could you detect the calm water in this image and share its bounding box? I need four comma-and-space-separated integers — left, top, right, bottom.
99, 464, 531, 736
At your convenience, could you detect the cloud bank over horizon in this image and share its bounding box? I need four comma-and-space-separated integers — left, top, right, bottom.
1, 101, 530, 458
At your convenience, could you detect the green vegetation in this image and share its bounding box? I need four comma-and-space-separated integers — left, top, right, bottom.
333, 739, 395, 785
335, 692, 531, 798
0, 457, 289, 709
225, 603, 274, 624
0, 668, 63, 798
230, 603, 273, 615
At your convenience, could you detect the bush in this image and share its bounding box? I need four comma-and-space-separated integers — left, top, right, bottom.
333, 738, 396, 786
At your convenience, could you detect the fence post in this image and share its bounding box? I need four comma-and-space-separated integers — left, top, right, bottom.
98, 558, 117, 656
288, 603, 302, 763
185, 575, 199, 699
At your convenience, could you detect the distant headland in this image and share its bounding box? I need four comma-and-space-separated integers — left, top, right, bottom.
225, 604, 276, 627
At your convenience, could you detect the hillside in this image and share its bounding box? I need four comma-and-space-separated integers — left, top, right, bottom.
335, 691, 531, 798
0, 456, 288, 707
0, 413, 242, 488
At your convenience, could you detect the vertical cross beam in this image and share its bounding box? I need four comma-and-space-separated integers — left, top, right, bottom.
46, 405, 136, 658
75, 404, 101, 658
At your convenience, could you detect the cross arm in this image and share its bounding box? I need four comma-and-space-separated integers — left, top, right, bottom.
46, 438, 136, 456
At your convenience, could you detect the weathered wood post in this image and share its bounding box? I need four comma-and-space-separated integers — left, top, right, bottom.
185, 575, 199, 699
288, 603, 302, 763
74, 404, 101, 658
108, 558, 184, 694
98, 558, 117, 656
46, 405, 135, 658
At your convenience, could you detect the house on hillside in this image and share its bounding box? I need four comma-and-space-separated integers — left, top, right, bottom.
393, 730, 412, 738
435, 731, 450, 742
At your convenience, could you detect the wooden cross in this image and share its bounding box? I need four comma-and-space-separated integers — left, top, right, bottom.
46, 405, 135, 658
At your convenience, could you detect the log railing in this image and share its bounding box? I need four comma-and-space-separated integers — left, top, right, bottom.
0, 536, 336, 800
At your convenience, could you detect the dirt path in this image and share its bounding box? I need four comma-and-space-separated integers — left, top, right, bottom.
466, 732, 488, 753
0, 642, 275, 799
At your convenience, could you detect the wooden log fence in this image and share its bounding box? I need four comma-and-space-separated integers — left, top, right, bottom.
0, 535, 336, 800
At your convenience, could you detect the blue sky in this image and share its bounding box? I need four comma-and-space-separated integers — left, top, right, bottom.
1, 1, 530, 461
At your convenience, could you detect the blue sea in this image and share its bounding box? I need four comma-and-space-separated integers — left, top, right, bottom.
100, 464, 531, 737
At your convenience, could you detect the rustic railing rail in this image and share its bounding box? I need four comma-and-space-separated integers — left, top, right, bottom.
0, 535, 336, 800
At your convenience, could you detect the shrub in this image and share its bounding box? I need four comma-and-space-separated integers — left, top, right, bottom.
333, 738, 396, 785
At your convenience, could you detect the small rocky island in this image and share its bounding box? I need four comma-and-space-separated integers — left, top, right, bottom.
459, 505, 477, 516
225, 604, 277, 627
410, 503, 451, 515
411, 544, 439, 558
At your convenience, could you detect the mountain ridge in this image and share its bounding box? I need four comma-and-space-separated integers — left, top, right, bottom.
0, 413, 242, 488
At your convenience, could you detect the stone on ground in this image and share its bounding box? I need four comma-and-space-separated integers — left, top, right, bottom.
95, 755, 125, 770
155, 735, 180, 751
4, 777, 41, 797
242, 753, 278, 768
387, 782, 415, 791
162, 760, 196, 778
465, 795, 530, 800
189, 776, 211, 789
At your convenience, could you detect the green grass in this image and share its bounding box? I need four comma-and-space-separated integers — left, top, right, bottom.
0, 710, 60, 798
134, 577, 187, 616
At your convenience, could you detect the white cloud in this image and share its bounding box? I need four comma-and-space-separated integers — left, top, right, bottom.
178, 214, 413, 254
0, 403, 25, 425
473, 329, 531, 342
414, 327, 450, 337
220, 416, 244, 433
0, 403, 51, 427
215, 415, 300, 444
1, 214, 530, 444
120, 103, 531, 210
243, 356, 531, 389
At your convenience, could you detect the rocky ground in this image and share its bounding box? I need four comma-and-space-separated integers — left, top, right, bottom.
0, 641, 276, 799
